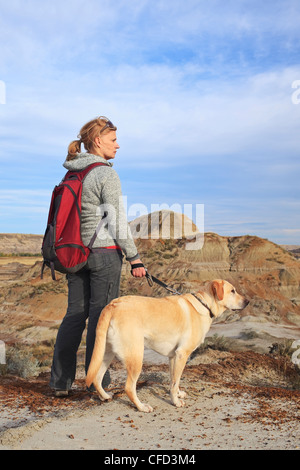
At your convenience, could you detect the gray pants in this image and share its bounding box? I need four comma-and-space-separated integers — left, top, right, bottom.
50, 249, 123, 391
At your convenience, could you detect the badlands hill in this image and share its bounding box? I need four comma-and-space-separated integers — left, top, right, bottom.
0, 211, 300, 348
128, 210, 200, 239
0, 233, 42, 255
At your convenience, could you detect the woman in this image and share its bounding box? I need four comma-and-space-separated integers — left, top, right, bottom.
50, 116, 146, 396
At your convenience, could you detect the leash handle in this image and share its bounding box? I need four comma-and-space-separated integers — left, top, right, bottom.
146, 271, 154, 287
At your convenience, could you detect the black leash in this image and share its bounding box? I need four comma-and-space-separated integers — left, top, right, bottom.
131, 263, 181, 295
131, 263, 214, 318
146, 272, 182, 296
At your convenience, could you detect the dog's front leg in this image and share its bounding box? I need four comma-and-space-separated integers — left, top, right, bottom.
169, 349, 188, 407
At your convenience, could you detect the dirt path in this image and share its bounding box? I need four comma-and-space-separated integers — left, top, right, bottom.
1, 350, 299, 450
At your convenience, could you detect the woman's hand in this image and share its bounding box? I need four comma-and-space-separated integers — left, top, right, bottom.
130, 259, 146, 278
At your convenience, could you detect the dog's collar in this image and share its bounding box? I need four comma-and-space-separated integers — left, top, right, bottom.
191, 293, 215, 319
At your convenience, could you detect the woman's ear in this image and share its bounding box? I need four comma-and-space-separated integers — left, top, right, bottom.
94, 136, 102, 148
212, 280, 224, 301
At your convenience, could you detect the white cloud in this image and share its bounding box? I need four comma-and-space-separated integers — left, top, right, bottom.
0, 190, 51, 233
0, 189, 51, 205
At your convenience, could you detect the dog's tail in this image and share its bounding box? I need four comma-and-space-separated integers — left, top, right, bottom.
86, 304, 113, 388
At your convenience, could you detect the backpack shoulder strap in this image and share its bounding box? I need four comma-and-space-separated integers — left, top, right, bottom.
63, 161, 109, 182
87, 213, 108, 250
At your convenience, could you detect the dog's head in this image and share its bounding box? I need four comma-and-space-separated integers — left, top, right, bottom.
211, 280, 249, 313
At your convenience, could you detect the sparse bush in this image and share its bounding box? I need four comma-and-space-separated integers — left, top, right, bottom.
4, 345, 40, 378
269, 339, 297, 358
239, 329, 260, 340
190, 334, 236, 359
162, 253, 173, 259
207, 334, 236, 351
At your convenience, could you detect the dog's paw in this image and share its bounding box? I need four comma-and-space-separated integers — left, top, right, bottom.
139, 403, 154, 413
99, 391, 113, 401
174, 398, 186, 408
177, 390, 187, 399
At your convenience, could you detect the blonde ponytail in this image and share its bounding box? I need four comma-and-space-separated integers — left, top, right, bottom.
67, 139, 82, 161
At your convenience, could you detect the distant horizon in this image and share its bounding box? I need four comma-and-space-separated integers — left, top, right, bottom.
0, 228, 299, 248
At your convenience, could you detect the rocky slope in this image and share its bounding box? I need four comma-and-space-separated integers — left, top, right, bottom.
0, 219, 300, 348
0, 234, 42, 255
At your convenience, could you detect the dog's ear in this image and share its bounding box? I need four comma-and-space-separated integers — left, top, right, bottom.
212, 280, 224, 301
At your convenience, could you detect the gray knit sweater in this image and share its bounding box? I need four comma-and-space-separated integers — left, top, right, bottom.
63, 153, 139, 262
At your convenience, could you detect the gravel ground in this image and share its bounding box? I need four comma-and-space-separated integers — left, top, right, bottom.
1, 349, 299, 450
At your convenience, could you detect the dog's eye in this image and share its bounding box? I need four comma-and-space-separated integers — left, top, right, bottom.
231, 289, 235, 294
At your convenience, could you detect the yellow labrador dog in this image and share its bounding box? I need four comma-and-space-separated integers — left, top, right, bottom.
86, 280, 249, 412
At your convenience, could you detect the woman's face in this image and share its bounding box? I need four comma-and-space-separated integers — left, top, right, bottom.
94, 131, 120, 160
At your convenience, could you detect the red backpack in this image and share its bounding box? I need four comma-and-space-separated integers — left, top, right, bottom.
41, 162, 108, 280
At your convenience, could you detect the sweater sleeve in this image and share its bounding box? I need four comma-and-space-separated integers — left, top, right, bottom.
101, 169, 139, 261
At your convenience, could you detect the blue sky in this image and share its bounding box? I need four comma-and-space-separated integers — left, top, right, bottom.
0, 0, 300, 245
